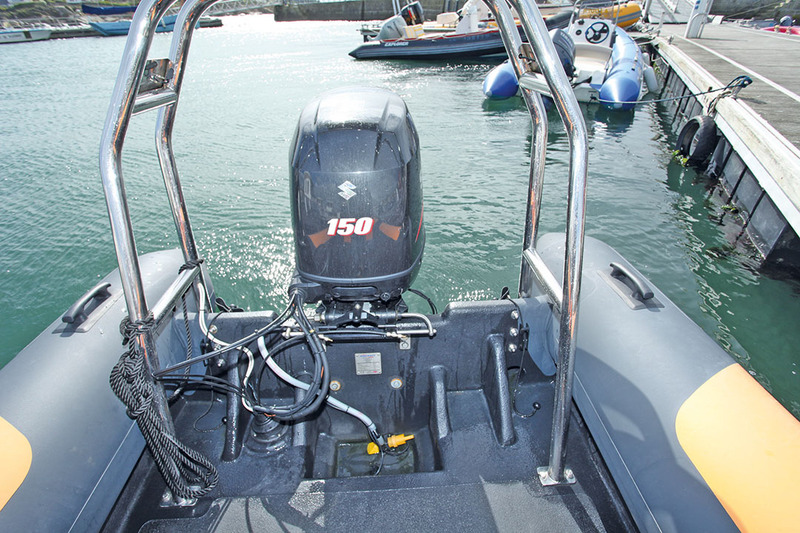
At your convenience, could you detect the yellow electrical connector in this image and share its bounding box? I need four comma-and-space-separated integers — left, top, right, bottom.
387, 434, 414, 448
366, 434, 415, 455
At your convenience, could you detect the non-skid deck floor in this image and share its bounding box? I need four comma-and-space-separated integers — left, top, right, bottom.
108, 382, 635, 532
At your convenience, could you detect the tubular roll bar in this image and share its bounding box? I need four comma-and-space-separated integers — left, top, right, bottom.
482, 0, 549, 299
481, 0, 589, 485
99, 0, 222, 426
99, 0, 586, 487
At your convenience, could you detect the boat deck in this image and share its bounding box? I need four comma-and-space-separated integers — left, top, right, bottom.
110, 385, 633, 532
652, 21, 800, 241
99, 305, 637, 533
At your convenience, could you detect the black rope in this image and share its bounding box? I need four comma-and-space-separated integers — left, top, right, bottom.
110, 314, 218, 500
178, 258, 204, 274
181, 293, 193, 368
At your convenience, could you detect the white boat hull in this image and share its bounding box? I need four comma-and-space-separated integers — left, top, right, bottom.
0, 29, 51, 44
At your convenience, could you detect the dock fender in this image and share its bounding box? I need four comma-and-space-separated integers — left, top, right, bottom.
676, 115, 717, 166
643, 65, 659, 92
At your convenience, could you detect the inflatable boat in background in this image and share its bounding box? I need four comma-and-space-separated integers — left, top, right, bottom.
350, 0, 571, 60
1, 1, 799, 532
578, 0, 642, 28
483, 17, 659, 109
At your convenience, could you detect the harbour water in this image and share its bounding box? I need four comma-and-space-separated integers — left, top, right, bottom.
0, 14, 797, 418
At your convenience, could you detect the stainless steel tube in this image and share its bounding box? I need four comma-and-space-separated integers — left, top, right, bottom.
99, 0, 177, 324
99, 0, 182, 431
518, 87, 549, 297
642, 0, 654, 21
155, 0, 222, 308
482, 0, 549, 298
507, 0, 589, 484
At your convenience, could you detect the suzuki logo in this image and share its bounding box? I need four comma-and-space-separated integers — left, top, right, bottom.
338, 180, 356, 200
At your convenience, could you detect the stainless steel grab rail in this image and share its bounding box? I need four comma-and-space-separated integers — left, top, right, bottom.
102, 0, 587, 487
99, 0, 221, 429
100, 0, 220, 328
99, 0, 180, 432
156, 0, 220, 305
482, 0, 549, 299
99, 0, 175, 327
482, 0, 589, 485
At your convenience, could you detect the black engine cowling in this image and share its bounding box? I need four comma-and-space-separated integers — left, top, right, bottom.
289, 87, 424, 303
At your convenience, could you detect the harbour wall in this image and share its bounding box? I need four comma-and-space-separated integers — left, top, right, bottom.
650, 43, 800, 271
274, 0, 466, 21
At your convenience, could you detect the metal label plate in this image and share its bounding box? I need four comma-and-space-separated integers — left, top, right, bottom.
354, 352, 382, 375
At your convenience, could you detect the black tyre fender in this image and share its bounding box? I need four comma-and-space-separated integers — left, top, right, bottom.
676, 115, 717, 166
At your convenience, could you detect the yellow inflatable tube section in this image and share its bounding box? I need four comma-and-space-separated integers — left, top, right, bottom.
0, 416, 32, 511
677, 364, 800, 533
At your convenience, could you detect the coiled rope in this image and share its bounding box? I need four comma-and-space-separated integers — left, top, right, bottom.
110, 313, 218, 500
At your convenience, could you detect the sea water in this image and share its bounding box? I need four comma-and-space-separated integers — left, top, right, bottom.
0, 14, 797, 417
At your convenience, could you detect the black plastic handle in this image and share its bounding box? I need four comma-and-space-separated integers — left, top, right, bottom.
609, 262, 654, 302
62, 282, 112, 324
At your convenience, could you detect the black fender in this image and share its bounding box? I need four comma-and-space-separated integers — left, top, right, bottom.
676, 115, 717, 166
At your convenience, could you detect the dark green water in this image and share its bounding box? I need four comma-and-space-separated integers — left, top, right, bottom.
0, 15, 797, 417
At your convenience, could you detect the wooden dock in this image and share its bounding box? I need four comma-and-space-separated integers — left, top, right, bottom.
651, 21, 800, 265
658, 23, 800, 150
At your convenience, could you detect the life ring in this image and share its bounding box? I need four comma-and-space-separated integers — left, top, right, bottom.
676, 115, 717, 166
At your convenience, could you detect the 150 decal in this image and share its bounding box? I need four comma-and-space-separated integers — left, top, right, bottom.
326, 217, 375, 236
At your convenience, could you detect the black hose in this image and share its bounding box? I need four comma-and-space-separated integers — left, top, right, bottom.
154, 296, 297, 378
406, 288, 438, 314
249, 289, 331, 421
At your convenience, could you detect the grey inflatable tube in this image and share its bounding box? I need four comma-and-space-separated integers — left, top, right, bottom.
525, 233, 738, 533
0, 249, 184, 532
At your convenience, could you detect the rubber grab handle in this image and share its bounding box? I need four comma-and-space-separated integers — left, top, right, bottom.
609, 262, 654, 302
62, 282, 112, 324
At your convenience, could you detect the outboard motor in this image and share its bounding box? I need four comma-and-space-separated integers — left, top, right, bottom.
550, 28, 576, 78
377, 15, 407, 41
289, 87, 424, 323
400, 1, 424, 26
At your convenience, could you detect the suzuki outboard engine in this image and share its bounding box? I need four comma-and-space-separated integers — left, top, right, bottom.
289, 87, 424, 321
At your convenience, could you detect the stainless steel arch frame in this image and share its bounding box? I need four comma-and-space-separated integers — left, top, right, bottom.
481, 0, 549, 300
156, 0, 221, 307
481, 0, 589, 485
99, 0, 224, 428
98, 0, 587, 488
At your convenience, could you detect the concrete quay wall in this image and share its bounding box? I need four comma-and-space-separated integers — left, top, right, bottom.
274, 0, 464, 22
